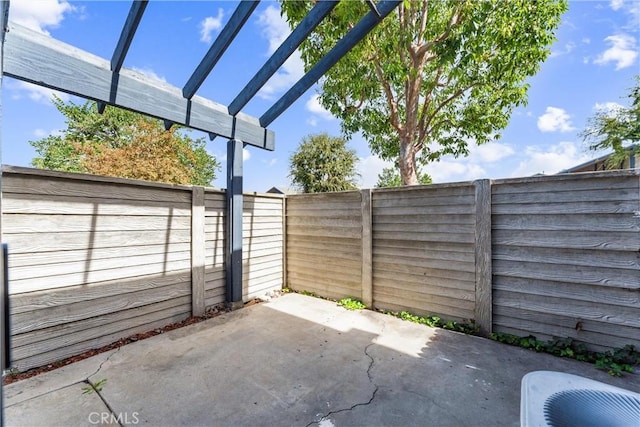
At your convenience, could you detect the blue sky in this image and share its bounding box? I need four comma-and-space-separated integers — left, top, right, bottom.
2, 0, 639, 192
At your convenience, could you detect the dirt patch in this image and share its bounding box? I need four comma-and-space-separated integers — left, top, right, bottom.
3, 299, 263, 385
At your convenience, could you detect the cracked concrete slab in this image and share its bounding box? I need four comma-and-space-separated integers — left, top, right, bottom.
4, 349, 117, 407
5, 293, 640, 426
5, 382, 117, 427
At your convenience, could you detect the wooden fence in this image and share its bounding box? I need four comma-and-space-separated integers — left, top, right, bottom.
286, 171, 639, 351
491, 172, 640, 352
2, 166, 638, 369
2, 166, 283, 370
286, 182, 491, 332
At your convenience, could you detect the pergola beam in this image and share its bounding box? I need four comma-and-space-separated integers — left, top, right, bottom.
1, 0, 401, 321
228, 0, 338, 116
260, 0, 401, 127
98, 0, 148, 115
3, 23, 274, 150
111, 0, 148, 73
182, 0, 259, 100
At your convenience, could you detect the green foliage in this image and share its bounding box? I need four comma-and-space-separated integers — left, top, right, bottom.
292, 289, 477, 334
6, 367, 20, 379
490, 333, 640, 377
31, 96, 220, 186
580, 76, 640, 169
82, 378, 107, 394
337, 297, 367, 310
300, 290, 319, 298
289, 133, 359, 193
376, 166, 432, 188
282, 0, 567, 185
385, 310, 478, 334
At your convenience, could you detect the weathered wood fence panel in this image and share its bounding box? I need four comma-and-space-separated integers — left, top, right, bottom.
204, 190, 226, 308
491, 172, 640, 351
3, 165, 638, 369
243, 194, 285, 300
284, 171, 639, 349
2, 166, 284, 371
285, 183, 489, 331
372, 184, 477, 322
286, 191, 363, 301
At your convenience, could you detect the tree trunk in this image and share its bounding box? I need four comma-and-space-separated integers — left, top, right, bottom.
399, 139, 418, 185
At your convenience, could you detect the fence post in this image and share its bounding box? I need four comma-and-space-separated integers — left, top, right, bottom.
474, 179, 492, 336
191, 186, 206, 316
281, 196, 288, 290
361, 189, 373, 308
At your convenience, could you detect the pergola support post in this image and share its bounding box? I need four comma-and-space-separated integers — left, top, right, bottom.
1, 1, 10, 424
225, 138, 244, 309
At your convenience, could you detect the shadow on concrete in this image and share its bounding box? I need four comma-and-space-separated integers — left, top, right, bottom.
5, 293, 640, 427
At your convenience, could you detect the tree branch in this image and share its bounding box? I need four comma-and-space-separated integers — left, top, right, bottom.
417, 65, 444, 138
373, 55, 402, 133
420, 83, 476, 145
415, 2, 463, 58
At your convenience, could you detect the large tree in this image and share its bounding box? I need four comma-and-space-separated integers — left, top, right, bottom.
31, 97, 220, 186
282, 0, 567, 184
580, 76, 639, 169
289, 133, 359, 193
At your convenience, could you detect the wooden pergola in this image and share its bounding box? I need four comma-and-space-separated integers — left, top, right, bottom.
0, 0, 399, 414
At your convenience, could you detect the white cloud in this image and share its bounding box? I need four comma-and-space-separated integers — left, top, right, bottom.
467, 142, 515, 163
594, 34, 638, 70
256, 5, 305, 99
550, 41, 576, 58
358, 155, 393, 188
10, 81, 70, 105
199, 9, 224, 44
9, 0, 74, 34
357, 140, 515, 186
424, 160, 487, 183
131, 67, 167, 83
307, 118, 318, 127
306, 94, 335, 121
511, 141, 590, 177
582, 38, 591, 45
33, 128, 48, 138
610, 0, 624, 11
262, 158, 277, 167
537, 107, 575, 133
594, 101, 625, 117
32, 128, 62, 139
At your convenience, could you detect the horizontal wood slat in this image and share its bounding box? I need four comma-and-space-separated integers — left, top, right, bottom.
3, 168, 284, 371
492, 171, 640, 351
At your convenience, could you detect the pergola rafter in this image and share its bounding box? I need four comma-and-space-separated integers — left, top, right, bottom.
0, 3, 400, 415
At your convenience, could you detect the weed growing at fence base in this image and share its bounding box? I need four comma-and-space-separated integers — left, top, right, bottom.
381, 310, 479, 335
291, 289, 478, 335
337, 298, 367, 310
490, 332, 640, 377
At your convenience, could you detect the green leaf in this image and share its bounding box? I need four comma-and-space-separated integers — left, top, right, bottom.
281, 0, 567, 184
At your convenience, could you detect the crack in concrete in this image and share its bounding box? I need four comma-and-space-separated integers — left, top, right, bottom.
305, 342, 380, 427
4, 348, 124, 407
83, 379, 124, 427
87, 346, 120, 381
85, 347, 122, 426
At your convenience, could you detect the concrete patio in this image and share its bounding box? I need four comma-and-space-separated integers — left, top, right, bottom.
5, 293, 640, 426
